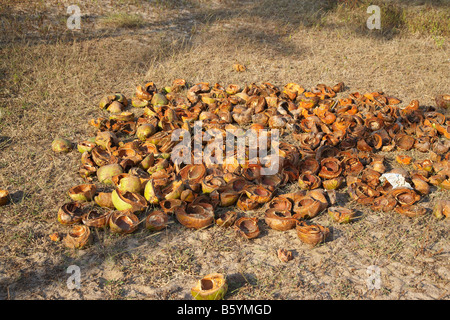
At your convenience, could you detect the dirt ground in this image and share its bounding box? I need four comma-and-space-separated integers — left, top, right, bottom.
0, 0, 449, 300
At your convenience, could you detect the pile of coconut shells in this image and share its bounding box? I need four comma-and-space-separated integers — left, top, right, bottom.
51, 80, 450, 250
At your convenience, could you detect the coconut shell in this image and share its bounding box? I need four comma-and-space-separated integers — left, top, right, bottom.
191, 273, 228, 300
234, 217, 260, 239
109, 210, 140, 234
63, 225, 92, 249
175, 204, 214, 229
0, 189, 10, 206
296, 221, 329, 246
145, 210, 169, 231
264, 209, 297, 231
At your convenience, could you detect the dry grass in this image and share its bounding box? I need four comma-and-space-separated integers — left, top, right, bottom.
98, 12, 145, 29
328, 0, 450, 37
0, 0, 449, 300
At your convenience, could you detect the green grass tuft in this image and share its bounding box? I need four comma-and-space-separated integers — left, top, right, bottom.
99, 12, 144, 29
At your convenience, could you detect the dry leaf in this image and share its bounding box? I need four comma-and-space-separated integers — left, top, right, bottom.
233, 63, 246, 72
277, 248, 293, 262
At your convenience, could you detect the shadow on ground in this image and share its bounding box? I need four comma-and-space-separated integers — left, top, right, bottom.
1, 0, 424, 49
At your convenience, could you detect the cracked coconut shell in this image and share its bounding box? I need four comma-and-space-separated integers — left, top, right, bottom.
191, 273, 228, 300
